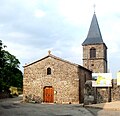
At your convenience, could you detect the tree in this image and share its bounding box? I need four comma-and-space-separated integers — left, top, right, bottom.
0, 40, 23, 92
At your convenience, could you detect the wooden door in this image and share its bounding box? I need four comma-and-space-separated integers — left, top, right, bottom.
44, 86, 54, 103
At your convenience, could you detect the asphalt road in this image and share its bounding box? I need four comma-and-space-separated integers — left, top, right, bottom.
0, 96, 93, 116
0, 97, 120, 116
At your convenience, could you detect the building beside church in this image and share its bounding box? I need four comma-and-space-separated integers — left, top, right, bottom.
82, 13, 107, 73
23, 52, 92, 104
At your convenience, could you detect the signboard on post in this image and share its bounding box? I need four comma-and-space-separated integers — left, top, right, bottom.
92, 73, 112, 87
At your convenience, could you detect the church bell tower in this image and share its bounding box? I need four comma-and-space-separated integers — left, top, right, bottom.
82, 13, 107, 73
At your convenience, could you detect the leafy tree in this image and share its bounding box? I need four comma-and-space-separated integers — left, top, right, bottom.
0, 40, 23, 92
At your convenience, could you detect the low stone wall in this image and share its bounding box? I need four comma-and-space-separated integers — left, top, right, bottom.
97, 79, 120, 102
84, 79, 120, 105
111, 81, 120, 101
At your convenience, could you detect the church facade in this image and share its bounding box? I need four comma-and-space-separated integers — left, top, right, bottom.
23, 53, 92, 104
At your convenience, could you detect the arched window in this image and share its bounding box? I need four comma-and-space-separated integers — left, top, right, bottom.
47, 67, 51, 75
90, 47, 96, 58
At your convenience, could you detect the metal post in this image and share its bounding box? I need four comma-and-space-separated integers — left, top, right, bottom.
108, 87, 111, 102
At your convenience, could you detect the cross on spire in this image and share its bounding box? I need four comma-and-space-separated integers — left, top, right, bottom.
93, 4, 96, 13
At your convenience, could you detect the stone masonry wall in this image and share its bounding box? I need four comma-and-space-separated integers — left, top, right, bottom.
23, 56, 91, 104
78, 68, 92, 103
97, 80, 120, 102
83, 44, 107, 73
84, 79, 120, 104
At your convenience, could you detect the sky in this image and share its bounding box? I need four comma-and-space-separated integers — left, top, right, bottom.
0, 0, 120, 78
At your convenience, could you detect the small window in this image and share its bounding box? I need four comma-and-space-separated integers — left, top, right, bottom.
47, 67, 51, 75
90, 47, 96, 58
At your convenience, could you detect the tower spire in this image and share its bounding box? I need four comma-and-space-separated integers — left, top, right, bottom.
82, 13, 104, 45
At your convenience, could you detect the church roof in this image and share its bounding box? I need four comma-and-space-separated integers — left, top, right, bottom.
82, 13, 104, 45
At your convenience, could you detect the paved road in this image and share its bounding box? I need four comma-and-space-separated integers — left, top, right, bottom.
0, 97, 93, 116
1, 97, 120, 116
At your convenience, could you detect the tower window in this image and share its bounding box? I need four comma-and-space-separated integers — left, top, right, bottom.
90, 47, 96, 58
47, 67, 51, 75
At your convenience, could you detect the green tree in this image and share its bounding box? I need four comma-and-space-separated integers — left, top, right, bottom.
0, 40, 23, 92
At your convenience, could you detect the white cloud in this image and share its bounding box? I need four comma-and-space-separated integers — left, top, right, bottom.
34, 9, 46, 18
58, 0, 93, 26
7, 32, 31, 38
95, 0, 120, 15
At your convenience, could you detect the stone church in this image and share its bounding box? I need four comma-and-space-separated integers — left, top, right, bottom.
23, 12, 107, 104
23, 52, 92, 104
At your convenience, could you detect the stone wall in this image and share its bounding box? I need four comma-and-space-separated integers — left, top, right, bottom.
112, 81, 120, 101
83, 44, 107, 73
23, 55, 92, 104
93, 80, 120, 103
97, 80, 120, 102
78, 67, 92, 103
84, 79, 120, 105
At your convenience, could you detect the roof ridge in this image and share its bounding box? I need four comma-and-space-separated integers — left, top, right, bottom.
24, 54, 79, 67
23, 53, 91, 72
49, 54, 79, 66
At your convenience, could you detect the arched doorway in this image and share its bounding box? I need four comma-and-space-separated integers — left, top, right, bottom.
43, 86, 54, 103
